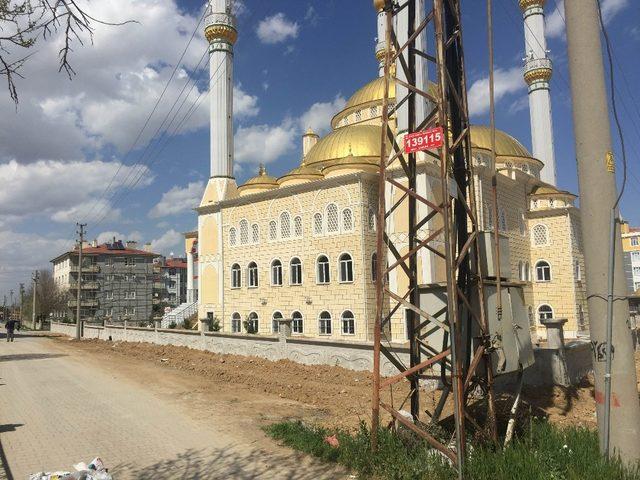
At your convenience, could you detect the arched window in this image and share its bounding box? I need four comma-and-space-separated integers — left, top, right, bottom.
240, 219, 249, 245
229, 227, 237, 246
518, 261, 525, 281
371, 253, 377, 282
313, 213, 323, 235
339, 253, 354, 282
247, 311, 259, 334
355, 110, 362, 122
532, 224, 549, 246
341, 310, 355, 335
317, 255, 330, 284
498, 208, 507, 232
524, 262, 530, 281
231, 263, 241, 288
368, 208, 376, 231
290, 257, 302, 285
319, 311, 332, 335
538, 304, 554, 322
252, 224, 260, 244
248, 262, 259, 288
518, 210, 526, 236
342, 208, 353, 232
294, 216, 303, 237
574, 260, 581, 281
271, 259, 283, 286
535, 260, 551, 282
327, 204, 339, 232
280, 212, 291, 238
292, 311, 303, 334
485, 202, 494, 231
272, 311, 283, 334
231, 312, 241, 333
370, 106, 378, 117
269, 220, 277, 241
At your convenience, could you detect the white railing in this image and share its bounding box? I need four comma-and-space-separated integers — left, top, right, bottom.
162, 302, 198, 328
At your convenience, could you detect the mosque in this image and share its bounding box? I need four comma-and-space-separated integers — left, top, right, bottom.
180, 0, 589, 342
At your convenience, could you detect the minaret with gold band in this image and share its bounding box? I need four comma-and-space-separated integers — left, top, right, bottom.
520, 0, 557, 186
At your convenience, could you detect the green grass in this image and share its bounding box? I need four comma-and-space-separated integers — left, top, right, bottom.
264, 420, 640, 480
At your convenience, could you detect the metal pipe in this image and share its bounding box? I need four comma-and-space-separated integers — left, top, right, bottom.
604, 209, 616, 456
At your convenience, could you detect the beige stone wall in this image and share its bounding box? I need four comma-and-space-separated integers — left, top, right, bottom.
220, 175, 372, 341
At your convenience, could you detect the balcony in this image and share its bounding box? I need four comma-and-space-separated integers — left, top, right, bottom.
68, 299, 99, 307
153, 282, 165, 290
69, 281, 99, 290
70, 264, 100, 273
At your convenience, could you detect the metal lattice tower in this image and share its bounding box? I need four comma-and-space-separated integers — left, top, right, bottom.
371, 0, 497, 473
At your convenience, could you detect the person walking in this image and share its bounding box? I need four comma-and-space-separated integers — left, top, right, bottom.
5, 317, 19, 342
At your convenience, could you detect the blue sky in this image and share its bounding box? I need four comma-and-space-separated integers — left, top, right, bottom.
0, 0, 639, 298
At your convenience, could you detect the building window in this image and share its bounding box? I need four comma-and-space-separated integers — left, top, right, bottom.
247, 312, 259, 334
106, 292, 114, 300
341, 310, 355, 335
498, 208, 507, 233
532, 199, 538, 209
240, 220, 249, 245
319, 311, 332, 335
371, 253, 377, 282
290, 257, 302, 285
485, 203, 494, 231
355, 110, 362, 122
342, 208, 353, 232
231, 312, 241, 333
317, 255, 330, 284
370, 106, 378, 117
524, 262, 530, 281
280, 212, 291, 238
124, 307, 136, 316
294, 216, 303, 237
631, 251, 640, 262
633, 267, 640, 277
518, 261, 525, 281
532, 224, 549, 246
292, 311, 303, 334
252, 224, 260, 244
125, 291, 136, 299
632, 237, 639, 247
230, 227, 237, 246
575, 261, 582, 281
327, 204, 339, 232
519, 210, 526, 236
124, 257, 136, 266
271, 259, 283, 286
269, 221, 277, 241
535, 260, 551, 282
368, 208, 376, 231
231, 263, 241, 288
272, 311, 283, 334
248, 262, 259, 288
538, 304, 554, 322
339, 253, 354, 283
313, 213, 323, 235
635, 282, 640, 292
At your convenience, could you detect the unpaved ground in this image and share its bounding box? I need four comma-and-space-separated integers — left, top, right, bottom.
51, 336, 640, 432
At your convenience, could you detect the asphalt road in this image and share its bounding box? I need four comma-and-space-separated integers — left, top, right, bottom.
0, 333, 344, 479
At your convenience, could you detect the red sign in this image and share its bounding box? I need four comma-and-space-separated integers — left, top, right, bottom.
403, 127, 444, 153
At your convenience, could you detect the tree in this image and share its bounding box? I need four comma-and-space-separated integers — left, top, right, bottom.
0, 1, 128, 104
22, 269, 68, 321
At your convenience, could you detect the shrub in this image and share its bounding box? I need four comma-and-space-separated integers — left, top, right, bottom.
168, 321, 177, 329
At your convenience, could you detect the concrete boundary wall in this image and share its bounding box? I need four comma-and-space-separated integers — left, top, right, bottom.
50, 322, 592, 384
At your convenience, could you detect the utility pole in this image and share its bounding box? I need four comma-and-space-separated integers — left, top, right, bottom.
75, 223, 87, 340
19, 283, 25, 323
32, 271, 39, 329
565, 0, 640, 463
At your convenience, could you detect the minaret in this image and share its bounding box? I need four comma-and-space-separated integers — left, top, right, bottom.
520, 0, 557, 186
373, 0, 386, 77
200, 0, 238, 206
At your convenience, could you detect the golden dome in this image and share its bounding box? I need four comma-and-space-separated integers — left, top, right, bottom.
332, 76, 439, 129
277, 161, 324, 187
373, 0, 386, 12
530, 184, 575, 198
237, 164, 279, 196
469, 125, 533, 159
304, 124, 390, 169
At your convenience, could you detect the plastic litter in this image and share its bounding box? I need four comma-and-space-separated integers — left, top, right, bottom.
29, 457, 112, 480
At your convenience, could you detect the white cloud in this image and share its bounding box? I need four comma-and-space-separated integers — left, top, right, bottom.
467, 66, 525, 117
298, 95, 346, 135
95, 231, 143, 245
305, 5, 320, 25
0, 159, 152, 224
256, 13, 299, 44
149, 181, 205, 218
546, 0, 629, 39
0, 0, 210, 163
150, 229, 183, 255
234, 85, 260, 118
234, 121, 298, 165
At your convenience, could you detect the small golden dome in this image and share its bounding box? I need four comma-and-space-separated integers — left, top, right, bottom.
470, 125, 533, 159
238, 164, 279, 196
304, 127, 319, 137
277, 160, 324, 187
373, 0, 386, 12
304, 124, 390, 169
530, 184, 575, 198
331, 76, 439, 129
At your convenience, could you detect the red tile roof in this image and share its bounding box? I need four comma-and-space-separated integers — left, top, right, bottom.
51, 241, 159, 263
163, 258, 187, 269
